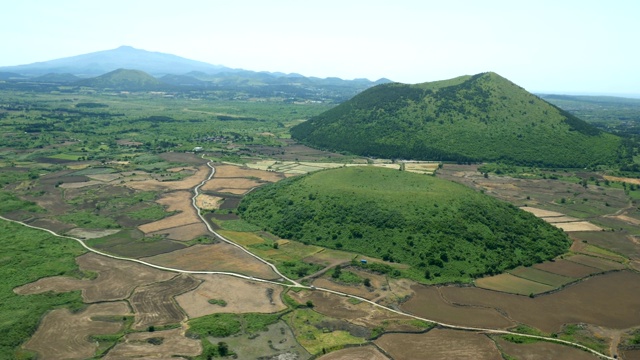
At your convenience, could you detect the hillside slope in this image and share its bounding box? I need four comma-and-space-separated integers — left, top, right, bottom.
76, 69, 164, 90
238, 167, 570, 283
291, 72, 626, 167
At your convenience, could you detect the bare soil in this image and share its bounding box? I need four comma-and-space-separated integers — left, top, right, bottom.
475, 273, 555, 295
402, 286, 515, 329
148, 223, 209, 241
195, 194, 223, 210
104, 326, 201, 359
23, 302, 131, 360
214, 164, 284, 182
66, 228, 120, 239
124, 165, 210, 191
175, 274, 286, 318
318, 345, 389, 360
130, 274, 201, 330
439, 271, 640, 333
201, 177, 262, 193
138, 190, 201, 234
140, 243, 280, 280
375, 329, 502, 360
554, 221, 603, 232
494, 337, 600, 359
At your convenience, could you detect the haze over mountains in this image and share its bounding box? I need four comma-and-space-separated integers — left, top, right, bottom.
292, 72, 628, 167
0, 46, 390, 100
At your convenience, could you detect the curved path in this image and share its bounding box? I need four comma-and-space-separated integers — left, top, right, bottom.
0, 160, 615, 360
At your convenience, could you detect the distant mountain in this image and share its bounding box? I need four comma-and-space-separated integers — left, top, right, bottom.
0, 46, 229, 77
0, 46, 391, 100
76, 69, 164, 91
291, 72, 626, 167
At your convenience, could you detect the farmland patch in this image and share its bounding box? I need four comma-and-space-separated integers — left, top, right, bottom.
130, 274, 201, 330
566, 254, 626, 271
401, 286, 514, 329
508, 266, 575, 287
375, 329, 501, 360
149, 223, 209, 241
175, 274, 286, 318
141, 243, 280, 280
494, 337, 599, 360
195, 193, 223, 210
475, 273, 555, 295
533, 259, 600, 278
439, 271, 640, 333
318, 345, 389, 360
23, 302, 131, 360
15, 252, 175, 302
138, 190, 200, 234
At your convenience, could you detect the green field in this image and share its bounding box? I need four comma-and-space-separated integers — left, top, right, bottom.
0, 219, 86, 358
239, 166, 571, 283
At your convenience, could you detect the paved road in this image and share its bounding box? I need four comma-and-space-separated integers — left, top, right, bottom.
0, 160, 616, 360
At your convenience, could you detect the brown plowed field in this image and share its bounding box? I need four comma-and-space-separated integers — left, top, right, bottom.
214, 164, 284, 182
543, 216, 581, 223
141, 243, 280, 280
175, 274, 286, 318
520, 207, 565, 217
104, 327, 201, 359
125, 165, 209, 191
318, 345, 389, 360
533, 259, 600, 278
15, 252, 175, 302
130, 274, 201, 330
438, 271, 640, 333
401, 286, 515, 329
296, 290, 423, 333
201, 177, 262, 192
375, 329, 502, 360
138, 190, 201, 234
24, 302, 131, 360
621, 349, 640, 360
495, 337, 600, 359
149, 223, 208, 241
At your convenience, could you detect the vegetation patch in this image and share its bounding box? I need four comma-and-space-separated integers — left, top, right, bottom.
239, 167, 571, 283
0, 220, 86, 357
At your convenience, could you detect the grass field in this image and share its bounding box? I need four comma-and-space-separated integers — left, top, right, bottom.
475, 273, 555, 295
508, 266, 575, 287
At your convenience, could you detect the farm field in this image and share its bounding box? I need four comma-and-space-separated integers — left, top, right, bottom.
374, 329, 502, 360
129, 274, 201, 330
138, 190, 202, 235
140, 243, 280, 279
437, 271, 640, 333
474, 273, 555, 295
104, 326, 202, 359
24, 302, 131, 360
401, 286, 514, 329
15, 252, 175, 302
175, 274, 286, 318
317, 345, 389, 360
508, 266, 576, 287
494, 337, 600, 360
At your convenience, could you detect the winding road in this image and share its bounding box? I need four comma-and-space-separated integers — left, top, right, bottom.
0, 160, 617, 360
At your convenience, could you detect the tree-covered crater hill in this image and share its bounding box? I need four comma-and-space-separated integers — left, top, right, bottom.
291, 72, 630, 168
238, 166, 570, 283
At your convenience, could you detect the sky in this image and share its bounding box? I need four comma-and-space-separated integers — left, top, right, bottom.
1, 0, 639, 96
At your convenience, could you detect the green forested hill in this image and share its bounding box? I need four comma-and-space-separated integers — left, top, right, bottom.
291, 72, 627, 167
77, 68, 164, 90
238, 167, 570, 283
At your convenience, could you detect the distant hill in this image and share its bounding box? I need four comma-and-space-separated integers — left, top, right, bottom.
0, 46, 228, 77
239, 166, 570, 283
31, 73, 80, 83
76, 69, 163, 91
291, 72, 626, 167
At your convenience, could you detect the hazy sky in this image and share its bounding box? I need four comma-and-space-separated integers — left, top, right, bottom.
2, 0, 638, 95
